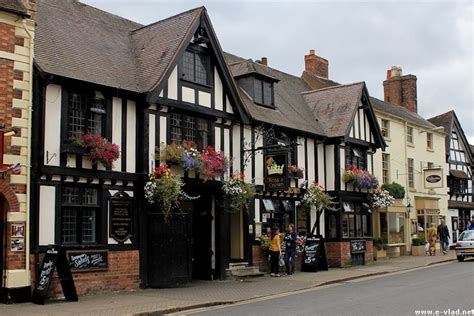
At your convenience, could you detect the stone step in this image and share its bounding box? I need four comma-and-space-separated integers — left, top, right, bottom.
225, 265, 263, 278
228, 262, 249, 270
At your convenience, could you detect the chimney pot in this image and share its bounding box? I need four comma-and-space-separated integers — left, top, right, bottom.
304, 49, 328, 79
383, 67, 417, 113
309, 49, 315, 55
261, 57, 268, 66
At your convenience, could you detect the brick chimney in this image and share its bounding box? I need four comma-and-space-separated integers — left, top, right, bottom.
304, 49, 328, 79
260, 57, 268, 66
383, 66, 417, 113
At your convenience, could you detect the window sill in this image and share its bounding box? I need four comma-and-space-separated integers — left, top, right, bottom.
181, 78, 213, 90
407, 143, 415, 148
61, 143, 87, 155
426, 148, 434, 152
383, 137, 391, 142
409, 188, 416, 192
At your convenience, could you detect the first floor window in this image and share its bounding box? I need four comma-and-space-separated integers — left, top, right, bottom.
61, 186, 99, 245
67, 90, 106, 139
382, 153, 390, 184
426, 132, 433, 150
407, 126, 414, 144
169, 113, 211, 150
345, 145, 367, 169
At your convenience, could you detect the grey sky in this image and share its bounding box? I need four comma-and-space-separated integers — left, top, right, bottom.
82, 0, 473, 143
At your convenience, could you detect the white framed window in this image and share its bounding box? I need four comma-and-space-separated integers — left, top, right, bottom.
427, 133, 433, 150
407, 126, 414, 144
381, 119, 390, 138
408, 158, 414, 188
382, 153, 390, 184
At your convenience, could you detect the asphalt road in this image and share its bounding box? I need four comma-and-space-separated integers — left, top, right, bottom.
186, 261, 474, 316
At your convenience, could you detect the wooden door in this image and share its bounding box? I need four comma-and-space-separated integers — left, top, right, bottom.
147, 209, 192, 288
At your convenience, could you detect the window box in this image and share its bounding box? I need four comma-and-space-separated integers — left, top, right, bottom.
61, 142, 87, 155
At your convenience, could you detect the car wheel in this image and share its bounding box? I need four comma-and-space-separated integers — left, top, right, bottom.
457, 256, 464, 262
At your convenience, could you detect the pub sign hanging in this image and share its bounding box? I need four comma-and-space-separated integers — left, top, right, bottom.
264, 152, 288, 192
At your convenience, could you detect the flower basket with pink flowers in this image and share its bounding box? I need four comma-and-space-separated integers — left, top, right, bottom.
76, 134, 120, 168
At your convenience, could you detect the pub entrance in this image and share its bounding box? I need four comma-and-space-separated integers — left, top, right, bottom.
192, 197, 213, 280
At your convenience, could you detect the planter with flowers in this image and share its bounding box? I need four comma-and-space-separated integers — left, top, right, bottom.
288, 165, 304, 179
342, 165, 378, 190
222, 174, 255, 213
76, 134, 120, 168
144, 163, 199, 221
199, 146, 228, 181
302, 182, 336, 235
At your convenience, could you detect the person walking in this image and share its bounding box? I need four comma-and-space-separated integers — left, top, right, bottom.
269, 226, 281, 277
437, 219, 450, 254
426, 223, 438, 256
283, 224, 298, 275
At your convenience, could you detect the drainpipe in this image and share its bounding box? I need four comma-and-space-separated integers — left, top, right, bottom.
22, 18, 33, 283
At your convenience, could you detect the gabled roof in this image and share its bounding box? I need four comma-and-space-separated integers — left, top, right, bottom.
0, 0, 29, 17
302, 82, 364, 138
230, 59, 280, 82
428, 110, 473, 163
226, 54, 326, 136
131, 7, 203, 92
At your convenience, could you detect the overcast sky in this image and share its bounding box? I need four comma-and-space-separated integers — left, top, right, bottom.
83, 0, 473, 144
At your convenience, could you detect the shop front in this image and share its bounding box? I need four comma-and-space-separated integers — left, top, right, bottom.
373, 200, 408, 258
414, 197, 444, 252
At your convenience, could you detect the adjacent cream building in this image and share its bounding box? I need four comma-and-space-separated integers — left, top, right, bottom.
372, 67, 448, 256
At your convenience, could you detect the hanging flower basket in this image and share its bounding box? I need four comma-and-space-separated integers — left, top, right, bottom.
342, 165, 359, 183
369, 189, 395, 209
342, 165, 378, 189
144, 163, 199, 221
301, 182, 336, 211
76, 134, 120, 168
222, 173, 255, 213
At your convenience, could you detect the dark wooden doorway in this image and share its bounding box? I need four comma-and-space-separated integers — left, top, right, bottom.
192, 198, 213, 280
147, 208, 192, 288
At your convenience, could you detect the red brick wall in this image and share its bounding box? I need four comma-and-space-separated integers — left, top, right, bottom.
325, 241, 352, 267
0, 23, 15, 53
0, 58, 14, 152
252, 245, 269, 272
365, 240, 373, 264
30, 250, 140, 297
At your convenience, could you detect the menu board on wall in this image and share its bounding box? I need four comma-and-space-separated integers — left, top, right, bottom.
264, 152, 288, 192
67, 249, 108, 272
109, 191, 133, 243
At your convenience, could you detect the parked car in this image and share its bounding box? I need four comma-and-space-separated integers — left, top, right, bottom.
455, 230, 474, 262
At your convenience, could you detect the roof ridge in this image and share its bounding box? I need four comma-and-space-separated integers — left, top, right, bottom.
427, 110, 454, 121
75, 0, 142, 28
300, 81, 364, 95
131, 6, 204, 33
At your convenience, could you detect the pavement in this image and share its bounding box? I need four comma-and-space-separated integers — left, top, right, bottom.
0, 252, 457, 316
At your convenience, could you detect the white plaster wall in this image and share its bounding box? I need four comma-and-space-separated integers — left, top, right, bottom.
214, 67, 223, 111
167, 66, 178, 100
199, 91, 211, 108
224, 128, 230, 180
159, 115, 167, 144
232, 124, 241, 174
126, 100, 136, 173
254, 129, 264, 185
39, 186, 55, 246
182, 86, 195, 104
226, 96, 234, 114
112, 97, 122, 172
317, 143, 325, 186
325, 145, 335, 191
243, 126, 252, 180
214, 126, 221, 152
297, 137, 305, 180
307, 138, 315, 183
44, 84, 61, 166
149, 114, 156, 172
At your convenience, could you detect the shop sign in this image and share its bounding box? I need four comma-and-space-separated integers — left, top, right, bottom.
109, 191, 133, 243
351, 240, 366, 254
424, 168, 443, 189
67, 249, 109, 272
264, 152, 288, 192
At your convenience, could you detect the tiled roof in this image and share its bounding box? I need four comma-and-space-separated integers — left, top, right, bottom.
230, 59, 279, 82
226, 55, 326, 136
302, 82, 366, 138
0, 0, 29, 16
131, 7, 203, 92
371, 97, 437, 130
35, 0, 202, 93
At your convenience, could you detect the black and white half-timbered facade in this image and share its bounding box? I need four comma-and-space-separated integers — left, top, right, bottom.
429, 111, 474, 242
29, 0, 386, 296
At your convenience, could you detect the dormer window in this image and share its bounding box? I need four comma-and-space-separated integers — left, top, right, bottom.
254, 78, 274, 107
182, 49, 211, 86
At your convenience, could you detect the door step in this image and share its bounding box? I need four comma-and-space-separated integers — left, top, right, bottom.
226, 263, 264, 278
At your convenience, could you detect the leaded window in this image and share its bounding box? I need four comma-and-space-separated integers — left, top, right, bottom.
254, 78, 274, 106
61, 186, 99, 245
169, 113, 211, 150
341, 202, 371, 238
182, 50, 211, 86
345, 145, 367, 169
67, 91, 106, 139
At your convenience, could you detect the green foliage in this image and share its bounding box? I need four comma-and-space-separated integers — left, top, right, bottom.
412, 237, 427, 246
382, 182, 405, 199
373, 237, 387, 250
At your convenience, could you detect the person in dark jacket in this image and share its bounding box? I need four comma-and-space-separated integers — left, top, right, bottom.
437, 219, 450, 255
283, 224, 298, 275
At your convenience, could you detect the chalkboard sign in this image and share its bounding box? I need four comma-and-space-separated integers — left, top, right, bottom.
301, 235, 328, 272
67, 249, 108, 272
351, 240, 366, 254
32, 245, 78, 305
109, 191, 133, 243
